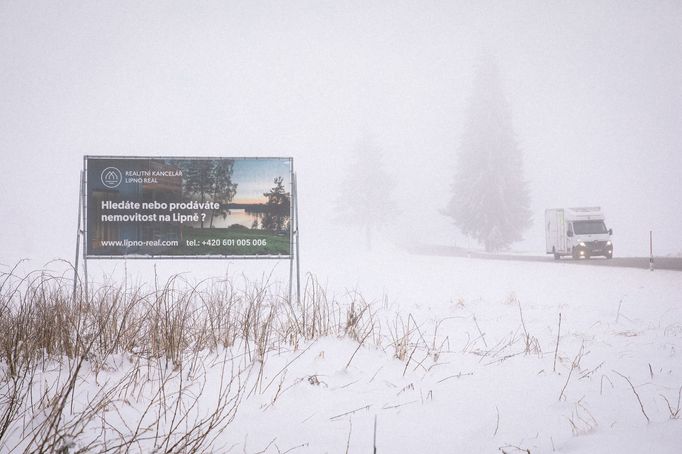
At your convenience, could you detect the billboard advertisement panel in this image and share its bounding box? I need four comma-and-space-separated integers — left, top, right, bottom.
84, 156, 293, 258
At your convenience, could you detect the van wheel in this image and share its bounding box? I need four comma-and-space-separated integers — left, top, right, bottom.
606, 252, 613, 259
553, 248, 560, 260
572, 249, 579, 260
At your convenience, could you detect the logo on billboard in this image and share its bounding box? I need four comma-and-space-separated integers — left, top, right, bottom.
101, 167, 122, 188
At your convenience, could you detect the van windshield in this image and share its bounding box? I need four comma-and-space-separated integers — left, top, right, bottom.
573, 220, 607, 235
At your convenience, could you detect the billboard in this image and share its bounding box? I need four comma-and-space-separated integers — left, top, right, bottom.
84, 156, 293, 258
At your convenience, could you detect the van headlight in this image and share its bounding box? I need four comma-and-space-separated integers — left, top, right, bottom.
606, 241, 612, 246
579, 242, 586, 247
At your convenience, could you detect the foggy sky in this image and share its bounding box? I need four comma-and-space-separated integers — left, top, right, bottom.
1, 0, 681, 269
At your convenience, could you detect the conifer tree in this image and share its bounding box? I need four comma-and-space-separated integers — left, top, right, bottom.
336, 135, 397, 250
445, 58, 531, 251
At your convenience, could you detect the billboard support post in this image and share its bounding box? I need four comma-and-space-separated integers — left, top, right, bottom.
288, 171, 294, 308
288, 172, 301, 314
72, 170, 83, 303
294, 172, 301, 308
289, 244, 294, 307
82, 170, 89, 302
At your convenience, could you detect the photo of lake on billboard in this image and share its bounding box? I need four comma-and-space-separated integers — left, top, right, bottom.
85, 157, 293, 258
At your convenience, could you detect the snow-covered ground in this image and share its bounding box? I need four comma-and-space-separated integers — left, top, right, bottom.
3, 248, 681, 453
261, 250, 682, 453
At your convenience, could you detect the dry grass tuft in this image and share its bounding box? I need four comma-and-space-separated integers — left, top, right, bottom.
0, 264, 390, 452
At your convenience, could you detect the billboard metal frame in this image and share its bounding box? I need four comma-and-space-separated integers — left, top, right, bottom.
83, 155, 294, 260
74, 155, 301, 306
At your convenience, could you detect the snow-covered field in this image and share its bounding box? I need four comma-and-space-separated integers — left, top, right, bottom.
270, 251, 682, 453
2, 249, 681, 453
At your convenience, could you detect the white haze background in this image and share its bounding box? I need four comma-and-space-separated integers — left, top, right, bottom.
1, 0, 681, 269
2, 3, 682, 452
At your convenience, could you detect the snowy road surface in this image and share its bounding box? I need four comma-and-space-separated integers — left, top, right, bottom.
409, 243, 682, 271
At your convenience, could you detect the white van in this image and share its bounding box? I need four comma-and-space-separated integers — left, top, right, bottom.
545, 207, 613, 259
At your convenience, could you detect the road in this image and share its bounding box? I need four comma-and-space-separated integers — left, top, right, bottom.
408, 244, 682, 271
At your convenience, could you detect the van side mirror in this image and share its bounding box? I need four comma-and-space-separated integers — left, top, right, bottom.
567, 230, 573, 237
608, 228, 613, 235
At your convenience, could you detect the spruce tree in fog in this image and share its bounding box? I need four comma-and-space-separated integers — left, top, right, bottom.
336, 135, 396, 250
445, 58, 531, 252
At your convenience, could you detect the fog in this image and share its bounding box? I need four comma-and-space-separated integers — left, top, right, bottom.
1, 0, 681, 273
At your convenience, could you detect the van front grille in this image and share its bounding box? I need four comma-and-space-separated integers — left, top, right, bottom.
588, 241, 607, 250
